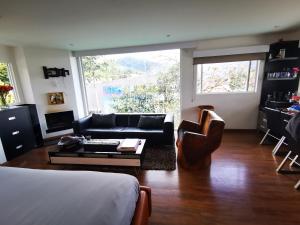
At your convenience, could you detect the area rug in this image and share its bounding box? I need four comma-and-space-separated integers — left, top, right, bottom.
141, 145, 176, 170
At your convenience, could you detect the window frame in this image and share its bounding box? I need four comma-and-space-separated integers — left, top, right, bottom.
194, 60, 261, 95
78, 50, 181, 117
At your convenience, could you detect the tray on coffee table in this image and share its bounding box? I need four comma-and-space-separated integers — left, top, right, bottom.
48, 139, 146, 167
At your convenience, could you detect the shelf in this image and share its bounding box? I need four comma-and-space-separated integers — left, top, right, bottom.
268, 57, 299, 62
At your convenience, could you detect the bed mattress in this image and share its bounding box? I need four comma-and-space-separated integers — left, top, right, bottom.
0, 167, 139, 225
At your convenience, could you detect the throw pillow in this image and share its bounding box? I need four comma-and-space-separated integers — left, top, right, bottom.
92, 113, 116, 128
137, 115, 165, 129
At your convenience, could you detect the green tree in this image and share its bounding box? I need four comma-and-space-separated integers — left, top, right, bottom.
0, 63, 15, 106
82, 56, 140, 83
110, 63, 180, 124
0, 63, 9, 84
111, 85, 160, 113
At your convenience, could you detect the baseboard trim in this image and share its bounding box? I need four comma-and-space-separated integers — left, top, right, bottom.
224, 129, 257, 133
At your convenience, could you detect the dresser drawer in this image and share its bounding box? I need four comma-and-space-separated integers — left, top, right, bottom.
0, 108, 30, 133
1, 138, 28, 161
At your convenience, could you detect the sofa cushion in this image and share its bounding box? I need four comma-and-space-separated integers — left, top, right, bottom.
115, 115, 129, 127
137, 115, 165, 129
92, 113, 116, 128
128, 115, 141, 127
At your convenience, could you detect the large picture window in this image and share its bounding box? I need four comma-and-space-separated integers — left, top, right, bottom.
80, 49, 180, 124
0, 62, 18, 106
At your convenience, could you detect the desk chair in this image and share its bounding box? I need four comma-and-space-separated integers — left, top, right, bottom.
276, 113, 300, 190
260, 107, 287, 155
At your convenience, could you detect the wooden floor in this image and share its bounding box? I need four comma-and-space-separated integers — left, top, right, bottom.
4, 131, 300, 225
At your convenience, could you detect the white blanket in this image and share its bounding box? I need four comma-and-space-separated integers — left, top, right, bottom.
0, 167, 139, 225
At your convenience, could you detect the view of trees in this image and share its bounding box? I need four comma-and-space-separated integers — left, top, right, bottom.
197, 61, 258, 94
111, 63, 179, 114
0, 63, 9, 84
0, 63, 15, 106
81, 50, 180, 124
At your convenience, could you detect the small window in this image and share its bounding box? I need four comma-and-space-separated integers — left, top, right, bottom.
195, 60, 260, 94
0, 62, 18, 106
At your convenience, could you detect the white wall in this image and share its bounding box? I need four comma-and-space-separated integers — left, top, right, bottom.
180, 30, 300, 129
180, 49, 264, 129
0, 44, 84, 139
69, 56, 86, 118
13, 47, 35, 103
19, 47, 80, 138
194, 29, 300, 51
0, 139, 7, 164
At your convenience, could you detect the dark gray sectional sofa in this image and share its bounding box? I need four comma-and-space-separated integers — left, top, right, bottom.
73, 113, 174, 145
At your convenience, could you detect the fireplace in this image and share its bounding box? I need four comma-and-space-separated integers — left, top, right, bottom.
45, 111, 74, 133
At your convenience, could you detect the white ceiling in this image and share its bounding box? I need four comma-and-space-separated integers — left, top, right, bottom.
0, 0, 300, 51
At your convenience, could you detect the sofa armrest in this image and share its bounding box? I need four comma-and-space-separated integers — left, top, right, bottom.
163, 113, 174, 144
72, 115, 92, 135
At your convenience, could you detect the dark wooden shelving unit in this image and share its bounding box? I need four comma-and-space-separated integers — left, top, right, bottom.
268, 57, 299, 62
260, 40, 300, 107
257, 40, 300, 132
267, 77, 297, 81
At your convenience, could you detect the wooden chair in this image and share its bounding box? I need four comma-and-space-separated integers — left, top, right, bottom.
176, 110, 225, 169
197, 105, 214, 124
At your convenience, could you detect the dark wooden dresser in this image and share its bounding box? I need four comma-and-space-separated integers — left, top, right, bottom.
0, 106, 37, 160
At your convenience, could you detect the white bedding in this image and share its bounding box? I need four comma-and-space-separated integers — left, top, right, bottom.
0, 167, 139, 225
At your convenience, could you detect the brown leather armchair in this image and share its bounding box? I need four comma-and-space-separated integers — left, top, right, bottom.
176, 110, 225, 169
197, 105, 214, 123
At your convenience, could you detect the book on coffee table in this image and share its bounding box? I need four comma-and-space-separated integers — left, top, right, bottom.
117, 139, 140, 152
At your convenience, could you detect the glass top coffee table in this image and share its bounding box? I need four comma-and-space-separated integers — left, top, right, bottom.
48, 139, 146, 167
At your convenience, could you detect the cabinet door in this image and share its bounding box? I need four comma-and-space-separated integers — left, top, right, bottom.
0, 107, 36, 160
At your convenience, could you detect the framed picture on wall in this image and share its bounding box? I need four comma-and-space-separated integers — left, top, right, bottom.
47, 92, 64, 105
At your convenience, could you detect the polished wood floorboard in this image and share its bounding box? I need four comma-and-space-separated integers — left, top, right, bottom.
4, 131, 300, 225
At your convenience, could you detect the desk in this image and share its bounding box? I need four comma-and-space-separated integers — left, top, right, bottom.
257, 107, 299, 133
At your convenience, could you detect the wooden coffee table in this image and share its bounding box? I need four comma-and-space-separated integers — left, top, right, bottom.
48, 139, 146, 167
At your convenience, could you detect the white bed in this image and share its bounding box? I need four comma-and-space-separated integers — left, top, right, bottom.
0, 167, 141, 225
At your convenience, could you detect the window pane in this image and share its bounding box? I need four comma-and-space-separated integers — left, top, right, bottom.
196, 60, 259, 94
81, 50, 180, 125
0, 62, 16, 106
248, 60, 258, 92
